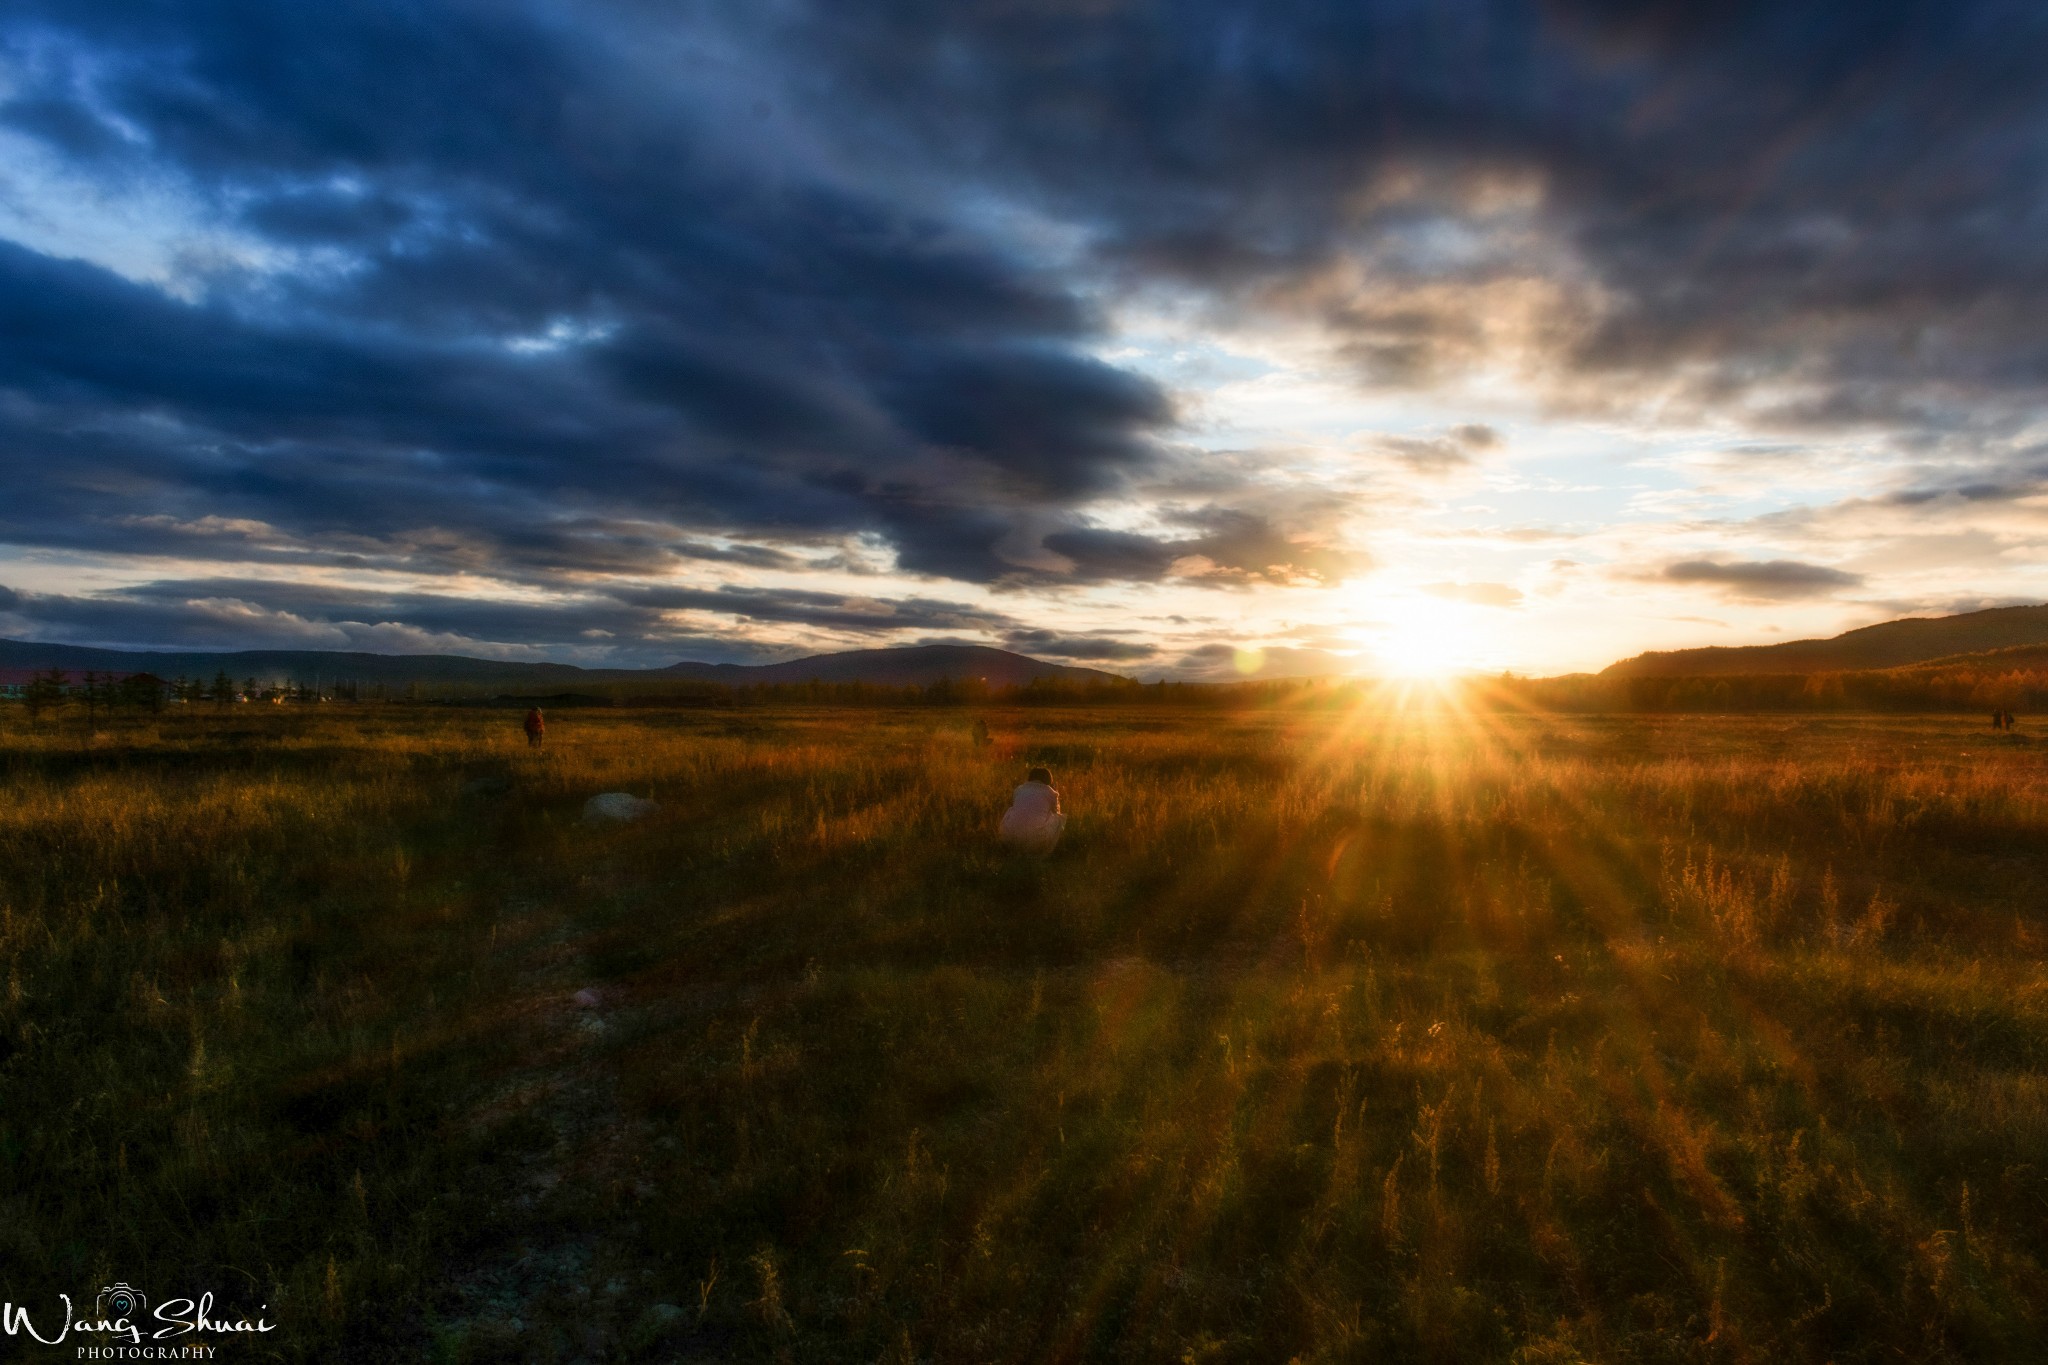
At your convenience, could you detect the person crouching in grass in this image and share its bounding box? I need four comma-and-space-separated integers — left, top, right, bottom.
1000, 766, 1065, 853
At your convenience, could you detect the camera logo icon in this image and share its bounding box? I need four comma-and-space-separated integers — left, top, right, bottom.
97, 1283, 147, 1318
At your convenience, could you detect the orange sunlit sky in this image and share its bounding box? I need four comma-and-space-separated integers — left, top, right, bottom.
3, 3, 2044, 679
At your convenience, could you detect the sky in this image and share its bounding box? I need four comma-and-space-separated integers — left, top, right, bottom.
2, 1, 2047, 679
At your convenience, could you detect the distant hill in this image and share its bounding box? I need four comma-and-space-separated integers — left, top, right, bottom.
0, 639, 595, 687
0, 639, 1118, 689
1601, 604, 2048, 678
657, 644, 1113, 687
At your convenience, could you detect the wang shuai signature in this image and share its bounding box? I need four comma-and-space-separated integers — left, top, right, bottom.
2, 1283, 274, 1350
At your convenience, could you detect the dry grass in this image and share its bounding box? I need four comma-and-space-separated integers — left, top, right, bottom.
1, 702, 2045, 1361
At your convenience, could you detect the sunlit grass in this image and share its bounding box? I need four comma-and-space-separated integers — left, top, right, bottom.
1, 703, 2044, 1360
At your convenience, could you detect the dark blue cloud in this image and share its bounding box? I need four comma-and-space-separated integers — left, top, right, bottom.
1661, 559, 1865, 600
0, 0, 1173, 598
762, 0, 2048, 407
1001, 629, 1157, 662
1044, 508, 1366, 584
0, 575, 1025, 664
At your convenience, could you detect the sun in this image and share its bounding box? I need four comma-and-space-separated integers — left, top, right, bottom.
1361, 595, 1480, 678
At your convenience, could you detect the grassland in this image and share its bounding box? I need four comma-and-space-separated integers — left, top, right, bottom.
1, 701, 2045, 1362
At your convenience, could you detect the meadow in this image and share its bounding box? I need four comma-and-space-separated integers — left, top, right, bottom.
1, 699, 2045, 1362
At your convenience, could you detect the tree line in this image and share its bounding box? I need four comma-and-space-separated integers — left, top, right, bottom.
1482, 664, 2048, 714
12, 662, 2047, 717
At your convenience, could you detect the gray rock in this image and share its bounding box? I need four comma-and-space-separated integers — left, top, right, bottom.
582, 792, 658, 823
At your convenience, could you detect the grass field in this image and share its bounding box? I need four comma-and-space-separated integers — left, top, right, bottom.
2, 701, 2046, 1362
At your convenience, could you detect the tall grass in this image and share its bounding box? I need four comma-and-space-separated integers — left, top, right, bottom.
1, 704, 2044, 1361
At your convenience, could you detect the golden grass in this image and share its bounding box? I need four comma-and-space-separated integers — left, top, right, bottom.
1, 703, 2045, 1361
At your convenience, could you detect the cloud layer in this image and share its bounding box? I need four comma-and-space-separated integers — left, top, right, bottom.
3, 1, 2046, 669
0, 577, 1040, 666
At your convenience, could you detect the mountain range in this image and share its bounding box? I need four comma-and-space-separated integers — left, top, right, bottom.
652, 644, 1116, 686
1600, 604, 2048, 677
10, 602, 2048, 690
0, 639, 1120, 689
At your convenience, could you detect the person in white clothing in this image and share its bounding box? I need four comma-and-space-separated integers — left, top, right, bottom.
999, 766, 1065, 852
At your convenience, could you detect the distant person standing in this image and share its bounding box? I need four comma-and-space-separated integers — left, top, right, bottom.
999, 766, 1065, 853
524, 706, 545, 749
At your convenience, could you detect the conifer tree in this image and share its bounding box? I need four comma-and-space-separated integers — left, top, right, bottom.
23, 667, 65, 721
